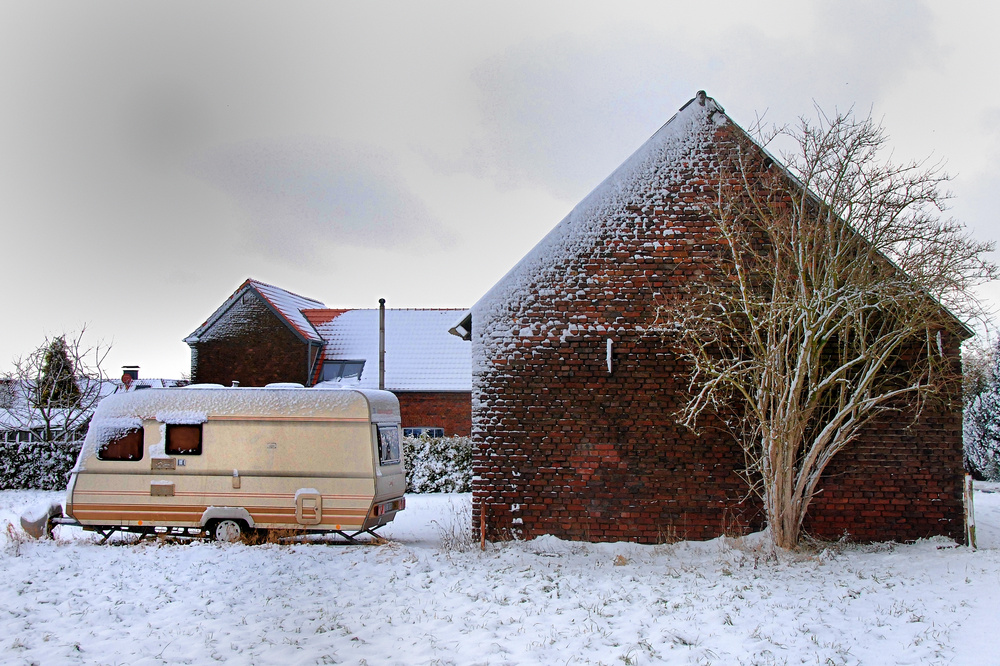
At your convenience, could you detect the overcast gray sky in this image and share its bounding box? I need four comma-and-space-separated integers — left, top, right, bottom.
1, 0, 997, 378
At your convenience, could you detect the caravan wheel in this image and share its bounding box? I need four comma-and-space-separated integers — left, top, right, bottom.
210, 519, 245, 542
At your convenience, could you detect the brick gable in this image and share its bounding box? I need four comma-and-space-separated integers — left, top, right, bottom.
190, 292, 315, 387
470, 93, 966, 544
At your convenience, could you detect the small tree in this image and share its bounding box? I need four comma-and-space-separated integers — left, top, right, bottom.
665, 109, 996, 549
4, 330, 110, 444
964, 336, 1000, 480
34, 336, 82, 410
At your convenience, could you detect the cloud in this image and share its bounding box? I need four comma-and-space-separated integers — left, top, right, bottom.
192, 138, 449, 262
458, 1, 940, 201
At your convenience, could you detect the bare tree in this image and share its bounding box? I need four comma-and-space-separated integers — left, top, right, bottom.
664, 109, 997, 549
3, 329, 111, 444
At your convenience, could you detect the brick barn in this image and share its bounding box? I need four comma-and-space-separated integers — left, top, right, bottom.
456, 92, 967, 544
185, 279, 471, 435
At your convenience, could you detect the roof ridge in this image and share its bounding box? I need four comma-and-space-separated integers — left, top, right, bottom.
246, 277, 325, 307
472, 90, 729, 318
309, 307, 469, 312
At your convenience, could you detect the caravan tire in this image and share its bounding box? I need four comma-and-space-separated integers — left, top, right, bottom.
209, 519, 245, 542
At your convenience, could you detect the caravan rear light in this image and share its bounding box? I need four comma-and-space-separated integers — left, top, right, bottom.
372, 498, 405, 516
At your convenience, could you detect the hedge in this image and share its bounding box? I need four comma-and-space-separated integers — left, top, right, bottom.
0, 440, 82, 491
0, 435, 475, 494
402, 435, 473, 493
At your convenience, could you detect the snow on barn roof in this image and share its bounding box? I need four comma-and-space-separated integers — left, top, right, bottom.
185, 278, 326, 344
313, 309, 471, 392
467, 91, 728, 361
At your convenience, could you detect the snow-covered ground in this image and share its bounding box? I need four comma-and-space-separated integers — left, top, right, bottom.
2, 489, 999, 665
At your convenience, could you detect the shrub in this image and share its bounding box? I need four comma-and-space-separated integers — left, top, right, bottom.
0, 440, 82, 490
965, 338, 1000, 481
402, 435, 473, 493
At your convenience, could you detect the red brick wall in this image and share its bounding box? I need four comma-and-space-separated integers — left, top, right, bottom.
803, 359, 966, 542
471, 107, 966, 544
397, 392, 471, 436
190, 294, 315, 387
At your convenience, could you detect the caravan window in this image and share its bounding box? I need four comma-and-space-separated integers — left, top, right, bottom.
98, 428, 144, 461
166, 424, 202, 455
377, 425, 401, 466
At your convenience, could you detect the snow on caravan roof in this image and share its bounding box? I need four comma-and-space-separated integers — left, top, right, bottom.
88, 386, 399, 423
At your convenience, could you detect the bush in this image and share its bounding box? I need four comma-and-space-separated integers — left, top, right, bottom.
0, 440, 82, 490
965, 337, 1000, 481
402, 435, 473, 493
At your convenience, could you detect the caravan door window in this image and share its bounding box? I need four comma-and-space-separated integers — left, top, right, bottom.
377, 425, 401, 466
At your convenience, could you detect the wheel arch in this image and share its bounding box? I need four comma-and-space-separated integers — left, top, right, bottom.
200, 507, 255, 528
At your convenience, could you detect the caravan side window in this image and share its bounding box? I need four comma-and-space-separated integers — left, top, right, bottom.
166, 424, 202, 455
98, 428, 144, 461
377, 425, 401, 466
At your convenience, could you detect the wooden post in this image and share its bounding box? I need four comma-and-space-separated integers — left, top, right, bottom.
480, 502, 486, 551
965, 474, 977, 549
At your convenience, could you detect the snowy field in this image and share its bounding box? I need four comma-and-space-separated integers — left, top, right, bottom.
2, 490, 1000, 666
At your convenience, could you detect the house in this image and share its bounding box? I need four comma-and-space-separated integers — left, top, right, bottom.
1, 370, 186, 444
457, 92, 967, 544
185, 279, 472, 435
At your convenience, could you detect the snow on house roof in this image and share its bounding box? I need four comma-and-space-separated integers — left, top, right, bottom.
314, 309, 471, 392
469, 91, 728, 362
249, 280, 327, 343
185, 278, 326, 344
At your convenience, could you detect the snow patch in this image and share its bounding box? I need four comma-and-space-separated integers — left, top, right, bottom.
155, 411, 208, 424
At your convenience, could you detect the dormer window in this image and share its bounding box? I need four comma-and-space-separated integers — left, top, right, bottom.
321, 360, 365, 382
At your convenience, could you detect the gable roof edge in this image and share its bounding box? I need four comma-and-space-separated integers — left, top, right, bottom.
184, 278, 327, 345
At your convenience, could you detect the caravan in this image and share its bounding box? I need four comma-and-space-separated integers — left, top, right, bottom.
54, 385, 405, 541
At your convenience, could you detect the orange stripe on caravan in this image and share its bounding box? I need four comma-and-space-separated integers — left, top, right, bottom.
76, 490, 373, 500
73, 503, 369, 521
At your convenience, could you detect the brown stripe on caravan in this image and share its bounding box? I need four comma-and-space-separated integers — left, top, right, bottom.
73, 502, 371, 527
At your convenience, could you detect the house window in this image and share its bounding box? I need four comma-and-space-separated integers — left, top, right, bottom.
166, 424, 202, 455
377, 425, 401, 466
98, 428, 144, 461
321, 360, 365, 382
402, 427, 445, 438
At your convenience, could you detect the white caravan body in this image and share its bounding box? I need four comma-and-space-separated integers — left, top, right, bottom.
63, 386, 405, 539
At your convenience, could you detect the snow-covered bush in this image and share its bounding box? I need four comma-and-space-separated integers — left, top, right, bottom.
965, 338, 1000, 480
402, 435, 473, 493
0, 440, 81, 490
